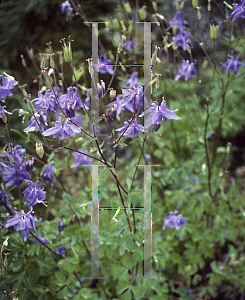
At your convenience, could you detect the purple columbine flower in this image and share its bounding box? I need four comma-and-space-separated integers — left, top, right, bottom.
220, 51, 245, 75
42, 114, 81, 140
61, 1, 73, 15
140, 98, 180, 132
93, 54, 114, 75
121, 72, 143, 88
24, 110, 47, 133
42, 161, 55, 183
115, 117, 144, 137
57, 218, 65, 232
23, 180, 46, 207
166, 10, 189, 32
121, 85, 145, 113
122, 39, 137, 50
162, 210, 187, 230
4, 207, 39, 242
107, 94, 129, 115
0, 144, 32, 187
175, 60, 197, 81
0, 105, 11, 119
71, 148, 92, 168
0, 75, 18, 101
0, 189, 11, 209
57, 245, 67, 255
59, 86, 87, 118
173, 30, 193, 51
33, 90, 59, 114
227, 0, 245, 21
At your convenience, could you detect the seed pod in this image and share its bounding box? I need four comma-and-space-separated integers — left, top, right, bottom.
109, 89, 116, 101
36, 142, 44, 158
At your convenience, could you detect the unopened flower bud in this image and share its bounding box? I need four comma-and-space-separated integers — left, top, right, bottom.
57, 218, 65, 232
208, 0, 212, 11
192, 0, 198, 9
223, 1, 233, 10
151, 45, 159, 65
60, 36, 73, 63
117, 35, 127, 54
138, 5, 147, 20
113, 18, 120, 29
20, 55, 27, 67
1, 112, 7, 123
24, 158, 34, 173
109, 89, 116, 101
152, 1, 157, 11
36, 142, 44, 158
97, 81, 105, 99
210, 24, 219, 39
202, 59, 208, 69
58, 51, 63, 65
155, 74, 161, 90
226, 142, 232, 154
120, 20, 126, 32
123, 1, 132, 13
109, 103, 117, 120
153, 123, 161, 132
50, 53, 55, 68
26, 98, 35, 112
187, 43, 192, 53
86, 58, 93, 76
128, 21, 133, 34
26, 46, 34, 60
40, 53, 46, 69
42, 69, 53, 84
105, 19, 111, 30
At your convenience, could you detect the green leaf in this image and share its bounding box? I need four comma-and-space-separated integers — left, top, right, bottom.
82, 137, 97, 147
116, 282, 129, 294
12, 257, 23, 272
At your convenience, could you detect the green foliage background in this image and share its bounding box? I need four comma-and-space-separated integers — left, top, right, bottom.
1, 0, 245, 300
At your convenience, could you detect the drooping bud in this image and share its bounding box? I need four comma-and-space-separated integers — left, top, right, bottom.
40, 53, 46, 69
36, 142, 44, 158
208, 0, 212, 11
97, 80, 105, 99
202, 58, 208, 69
128, 20, 133, 34
57, 218, 65, 233
60, 36, 73, 63
113, 18, 120, 29
109, 89, 117, 101
24, 157, 34, 173
138, 5, 147, 20
120, 20, 126, 32
152, 1, 157, 11
18, 109, 29, 123
192, 0, 198, 9
123, 1, 132, 14
86, 58, 93, 76
223, 1, 232, 10
26, 46, 34, 60
151, 45, 159, 66
26, 96, 35, 113
153, 123, 161, 132
49, 53, 55, 68
58, 51, 63, 65
20, 55, 27, 67
1, 112, 7, 123
210, 24, 219, 40
105, 19, 111, 30
109, 103, 117, 120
